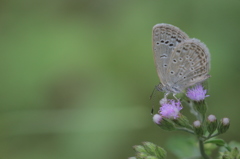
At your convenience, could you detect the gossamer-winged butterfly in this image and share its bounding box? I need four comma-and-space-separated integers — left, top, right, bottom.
152, 23, 210, 99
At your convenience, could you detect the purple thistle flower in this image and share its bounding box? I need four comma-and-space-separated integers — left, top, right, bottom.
159, 100, 182, 119
186, 84, 209, 101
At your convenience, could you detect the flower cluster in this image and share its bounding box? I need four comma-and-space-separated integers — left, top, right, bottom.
153, 99, 182, 125
153, 84, 210, 125
159, 100, 182, 119
186, 84, 209, 101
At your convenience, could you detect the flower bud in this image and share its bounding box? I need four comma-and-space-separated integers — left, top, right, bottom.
193, 120, 203, 136
218, 118, 230, 134
159, 98, 167, 105
153, 114, 162, 125
194, 100, 207, 115
172, 114, 192, 129
207, 114, 218, 135
153, 114, 175, 131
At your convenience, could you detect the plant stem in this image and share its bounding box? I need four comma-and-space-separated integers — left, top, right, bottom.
176, 127, 195, 135
199, 139, 210, 159
205, 132, 220, 140
187, 100, 198, 117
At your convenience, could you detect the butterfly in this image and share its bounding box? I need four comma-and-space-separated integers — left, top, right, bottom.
152, 23, 210, 99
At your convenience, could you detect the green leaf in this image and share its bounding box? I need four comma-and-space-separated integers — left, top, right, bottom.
221, 154, 230, 159
166, 135, 200, 159
219, 141, 240, 153
130, 142, 167, 159
205, 138, 226, 146
228, 141, 240, 150
143, 142, 157, 156
155, 145, 167, 159
231, 147, 239, 157
136, 152, 148, 158
133, 145, 147, 153
218, 141, 240, 159
145, 156, 158, 159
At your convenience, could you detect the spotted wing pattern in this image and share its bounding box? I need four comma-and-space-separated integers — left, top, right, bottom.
152, 24, 189, 86
166, 38, 211, 91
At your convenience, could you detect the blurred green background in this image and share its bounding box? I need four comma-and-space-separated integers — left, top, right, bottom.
0, 0, 240, 159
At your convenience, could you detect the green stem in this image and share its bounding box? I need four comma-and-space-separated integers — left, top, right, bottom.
199, 139, 210, 159
187, 100, 198, 117
176, 127, 195, 135
205, 132, 221, 140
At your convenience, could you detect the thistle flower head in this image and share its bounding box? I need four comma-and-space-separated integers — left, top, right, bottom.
186, 84, 209, 101
159, 99, 182, 119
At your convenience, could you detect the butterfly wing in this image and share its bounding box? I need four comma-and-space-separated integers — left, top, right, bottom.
152, 24, 189, 86
166, 38, 211, 91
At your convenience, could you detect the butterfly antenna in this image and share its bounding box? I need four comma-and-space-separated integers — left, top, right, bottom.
150, 86, 157, 115
149, 85, 157, 100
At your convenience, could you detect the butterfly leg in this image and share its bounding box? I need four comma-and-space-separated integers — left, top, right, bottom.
173, 93, 179, 100
159, 93, 168, 105
164, 93, 169, 100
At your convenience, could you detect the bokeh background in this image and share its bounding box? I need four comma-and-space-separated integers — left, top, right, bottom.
0, 0, 240, 159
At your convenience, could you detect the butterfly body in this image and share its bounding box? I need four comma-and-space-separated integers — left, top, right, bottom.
156, 83, 181, 94
152, 24, 210, 95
